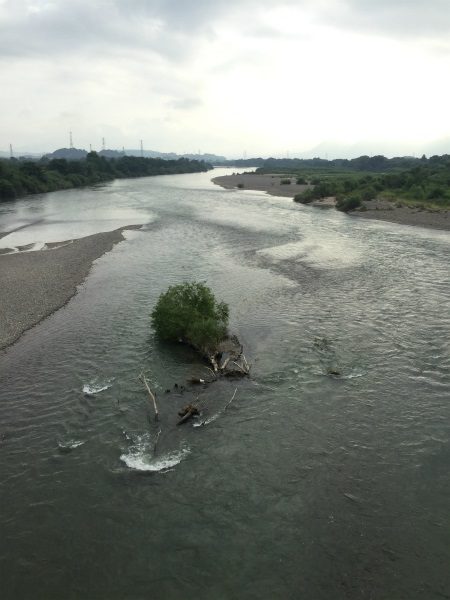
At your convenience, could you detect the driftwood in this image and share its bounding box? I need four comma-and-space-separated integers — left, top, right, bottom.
199, 335, 250, 377
204, 366, 217, 379
225, 388, 238, 410
176, 404, 200, 426
139, 372, 159, 421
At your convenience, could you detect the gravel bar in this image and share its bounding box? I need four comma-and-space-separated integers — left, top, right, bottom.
0, 225, 142, 350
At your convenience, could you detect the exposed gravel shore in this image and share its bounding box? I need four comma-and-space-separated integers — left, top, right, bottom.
212, 172, 311, 198
212, 173, 450, 231
0, 225, 142, 350
349, 198, 450, 230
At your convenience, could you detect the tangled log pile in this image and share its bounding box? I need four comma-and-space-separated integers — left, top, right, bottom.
138, 333, 250, 427
206, 334, 250, 376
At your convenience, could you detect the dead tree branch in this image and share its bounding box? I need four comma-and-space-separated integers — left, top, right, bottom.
176, 404, 200, 426
230, 361, 248, 374
225, 388, 238, 410
139, 372, 159, 421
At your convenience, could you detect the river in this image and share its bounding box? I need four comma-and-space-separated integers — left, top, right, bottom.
0, 169, 449, 599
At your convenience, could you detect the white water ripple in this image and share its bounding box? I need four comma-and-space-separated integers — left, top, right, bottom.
120, 433, 190, 472
83, 378, 114, 395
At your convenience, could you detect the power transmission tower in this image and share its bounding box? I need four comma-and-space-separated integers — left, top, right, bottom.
69, 131, 73, 149
102, 137, 105, 151
140, 140, 143, 157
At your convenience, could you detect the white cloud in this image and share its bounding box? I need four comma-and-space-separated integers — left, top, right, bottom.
1, 0, 449, 156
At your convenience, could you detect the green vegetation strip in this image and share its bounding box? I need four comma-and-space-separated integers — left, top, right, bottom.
0, 153, 211, 200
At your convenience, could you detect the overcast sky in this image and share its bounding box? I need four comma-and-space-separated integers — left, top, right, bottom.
1, 0, 449, 158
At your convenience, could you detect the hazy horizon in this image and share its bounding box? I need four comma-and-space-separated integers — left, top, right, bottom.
3, 136, 449, 162
1, 0, 449, 159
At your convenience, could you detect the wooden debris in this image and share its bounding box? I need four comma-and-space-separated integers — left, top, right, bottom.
225, 388, 237, 410
176, 404, 200, 426
139, 372, 159, 421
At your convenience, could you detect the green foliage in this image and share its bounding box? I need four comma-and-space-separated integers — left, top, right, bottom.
296, 176, 307, 184
278, 154, 450, 211
336, 195, 362, 212
237, 182, 244, 188
151, 282, 229, 354
280, 178, 291, 184
0, 178, 17, 198
294, 189, 314, 204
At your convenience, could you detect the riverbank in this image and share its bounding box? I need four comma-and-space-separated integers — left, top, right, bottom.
350, 198, 450, 230
212, 173, 450, 230
0, 225, 142, 350
212, 172, 311, 199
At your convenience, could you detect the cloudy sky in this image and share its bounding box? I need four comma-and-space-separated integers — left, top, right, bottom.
1, 0, 449, 158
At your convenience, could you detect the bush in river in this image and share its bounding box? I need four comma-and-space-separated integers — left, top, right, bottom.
151, 282, 229, 355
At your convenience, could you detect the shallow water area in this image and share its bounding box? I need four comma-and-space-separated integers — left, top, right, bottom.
1, 169, 449, 599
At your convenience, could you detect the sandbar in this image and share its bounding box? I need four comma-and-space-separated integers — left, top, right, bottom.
0, 225, 142, 350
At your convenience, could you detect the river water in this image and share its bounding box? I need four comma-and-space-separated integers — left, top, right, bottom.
0, 170, 449, 599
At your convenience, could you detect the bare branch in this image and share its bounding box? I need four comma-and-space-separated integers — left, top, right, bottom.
204, 366, 217, 378
230, 361, 247, 374
139, 372, 159, 421
225, 388, 238, 410
220, 356, 232, 371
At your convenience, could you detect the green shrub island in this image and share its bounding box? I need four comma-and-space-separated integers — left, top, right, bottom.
151, 282, 229, 356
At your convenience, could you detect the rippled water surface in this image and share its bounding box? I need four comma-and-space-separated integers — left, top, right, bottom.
1, 170, 449, 599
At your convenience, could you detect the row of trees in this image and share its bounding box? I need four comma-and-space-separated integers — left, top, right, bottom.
0, 153, 211, 200
217, 154, 449, 173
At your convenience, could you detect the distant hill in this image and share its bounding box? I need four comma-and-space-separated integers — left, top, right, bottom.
40, 147, 225, 163
44, 147, 88, 160
125, 149, 226, 162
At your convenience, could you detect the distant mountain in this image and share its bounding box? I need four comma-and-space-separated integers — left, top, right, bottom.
125, 149, 226, 162
40, 147, 224, 163
44, 147, 88, 160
